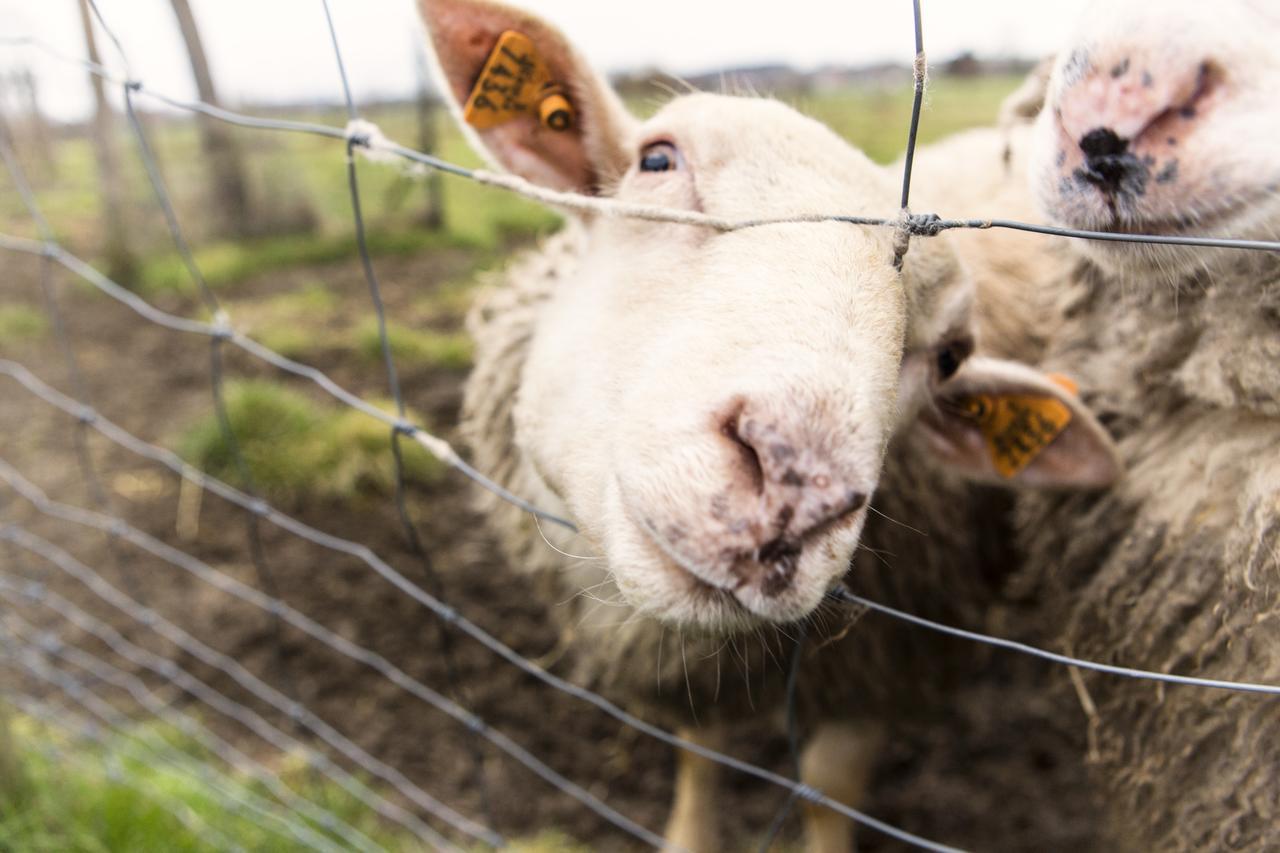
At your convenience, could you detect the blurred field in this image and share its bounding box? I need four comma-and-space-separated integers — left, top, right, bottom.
0, 71, 1026, 851
0, 73, 1022, 289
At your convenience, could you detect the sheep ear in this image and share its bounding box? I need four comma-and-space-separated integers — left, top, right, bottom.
916, 356, 1121, 489
997, 55, 1054, 128
418, 0, 636, 193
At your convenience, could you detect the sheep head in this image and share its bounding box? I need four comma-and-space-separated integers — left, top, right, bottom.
1031, 0, 1280, 278
421, 0, 1120, 632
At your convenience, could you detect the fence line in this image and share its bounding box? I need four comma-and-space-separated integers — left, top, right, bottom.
2, 36, 1279, 254
0, 118, 147, 608
0, 462, 672, 849
2, 693, 244, 852
316, 0, 494, 828
825, 586, 1280, 695
2, 646, 342, 852
0, 520, 488, 848
0, 363, 965, 853
0, 575, 446, 850
115, 39, 300, 714
2, 1, 1278, 851
0, 598, 386, 853
0, 231, 574, 530
6, 332, 1280, 847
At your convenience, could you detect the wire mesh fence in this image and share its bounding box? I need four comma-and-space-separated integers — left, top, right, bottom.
1, 1, 1278, 851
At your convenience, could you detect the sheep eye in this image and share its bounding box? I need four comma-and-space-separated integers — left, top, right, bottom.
936, 337, 974, 380
639, 142, 678, 173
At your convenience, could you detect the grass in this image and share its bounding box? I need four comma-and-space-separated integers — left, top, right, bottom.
793, 73, 1025, 164
1, 710, 594, 852
355, 317, 474, 370
229, 285, 477, 366
232, 282, 341, 358
0, 305, 48, 343
176, 379, 445, 502
135, 227, 486, 299
0, 712, 427, 852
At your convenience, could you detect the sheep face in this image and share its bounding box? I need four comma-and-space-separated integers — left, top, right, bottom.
1031, 0, 1280, 277
424, 0, 1120, 634
517, 95, 943, 631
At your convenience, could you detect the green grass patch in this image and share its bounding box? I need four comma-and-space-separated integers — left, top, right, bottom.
354, 318, 474, 370
0, 305, 48, 343
136, 228, 486, 298
176, 379, 444, 502
0, 712, 426, 852
793, 73, 1023, 164
232, 283, 340, 358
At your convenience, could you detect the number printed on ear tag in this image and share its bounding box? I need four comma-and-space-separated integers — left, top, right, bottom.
463, 30, 564, 130
958, 393, 1074, 478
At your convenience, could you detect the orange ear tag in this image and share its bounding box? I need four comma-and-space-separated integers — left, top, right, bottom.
957, 393, 1074, 478
463, 30, 575, 132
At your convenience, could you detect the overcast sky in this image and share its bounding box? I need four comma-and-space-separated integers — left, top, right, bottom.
0, 1, 1089, 123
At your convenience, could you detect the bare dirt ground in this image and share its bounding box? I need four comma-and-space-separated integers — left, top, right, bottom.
0, 245, 1105, 851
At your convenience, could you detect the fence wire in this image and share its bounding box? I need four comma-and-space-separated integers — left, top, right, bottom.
0, 574, 452, 850
2, 642, 349, 853
1, 1, 1278, 852
0, 606, 383, 853
2, 692, 246, 852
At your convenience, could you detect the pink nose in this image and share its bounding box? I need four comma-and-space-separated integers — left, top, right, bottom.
1058, 55, 1211, 145
1056, 54, 1215, 195
716, 400, 868, 596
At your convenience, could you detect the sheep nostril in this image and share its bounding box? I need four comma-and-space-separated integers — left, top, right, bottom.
803, 490, 868, 541
721, 411, 765, 495
758, 535, 801, 567
1077, 127, 1139, 195
1080, 127, 1128, 159
754, 536, 802, 597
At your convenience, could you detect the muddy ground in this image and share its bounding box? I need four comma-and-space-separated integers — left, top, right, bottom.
0, 244, 1106, 851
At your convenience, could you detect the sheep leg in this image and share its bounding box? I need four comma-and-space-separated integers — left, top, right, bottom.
663, 725, 724, 853
800, 721, 883, 853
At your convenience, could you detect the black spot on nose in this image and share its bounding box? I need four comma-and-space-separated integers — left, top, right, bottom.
1076, 127, 1145, 196
759, 536, 801, 566
1080, 127, 1127, 159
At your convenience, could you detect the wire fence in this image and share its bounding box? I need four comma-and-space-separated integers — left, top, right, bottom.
1, 1, 1278, 851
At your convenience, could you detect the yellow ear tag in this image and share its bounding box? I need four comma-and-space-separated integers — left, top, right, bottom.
463, 31, 573, 132
957, 393, 1074, 478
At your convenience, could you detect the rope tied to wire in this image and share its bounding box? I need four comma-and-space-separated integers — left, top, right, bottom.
343, 118, 404, 168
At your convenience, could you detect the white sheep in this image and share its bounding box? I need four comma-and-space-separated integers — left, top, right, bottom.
1010, 0, 1280, 848
417, 1, 1120, 848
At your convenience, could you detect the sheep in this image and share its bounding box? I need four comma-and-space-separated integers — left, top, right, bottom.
417, 1, 1120, 848
903, 119, 1066, 364
1006, 1, 1280, 848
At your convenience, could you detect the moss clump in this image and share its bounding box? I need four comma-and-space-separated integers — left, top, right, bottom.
177, 379, 444, 502
354, 318, 474, 370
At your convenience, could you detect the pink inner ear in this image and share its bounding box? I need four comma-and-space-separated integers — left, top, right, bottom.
424, 2, 517, 105
917, 356, 1122, 490
421, 0, 604, 191
486, 118, 593, 190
